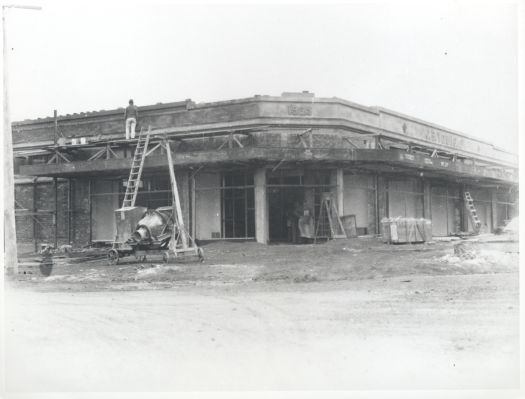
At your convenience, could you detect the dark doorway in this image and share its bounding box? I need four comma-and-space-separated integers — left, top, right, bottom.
267, 170, 333, 243
268, 185, 305, 242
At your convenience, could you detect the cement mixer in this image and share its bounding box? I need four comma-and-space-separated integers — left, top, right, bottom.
107, 206, 203, 265
108, 132, 203, 265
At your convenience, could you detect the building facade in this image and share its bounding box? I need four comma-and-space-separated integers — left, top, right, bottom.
12, 92, 518, 253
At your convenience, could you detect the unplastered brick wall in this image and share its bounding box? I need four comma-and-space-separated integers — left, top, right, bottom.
14, 184, 35, 250
11, 99, 259, 146
12, 102, 189, 145
72, 179, 91, 246
14, 179, 74, 252
14, 175, 192, 252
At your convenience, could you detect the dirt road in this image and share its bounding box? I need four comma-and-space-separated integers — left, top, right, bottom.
5, 271, 519, 392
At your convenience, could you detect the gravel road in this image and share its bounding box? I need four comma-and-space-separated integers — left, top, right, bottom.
4, 271, 519, 392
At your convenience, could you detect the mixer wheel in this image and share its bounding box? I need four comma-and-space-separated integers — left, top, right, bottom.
108, 249, 119, 265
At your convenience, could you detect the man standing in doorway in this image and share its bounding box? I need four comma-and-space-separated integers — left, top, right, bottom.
124, 99, 139, 139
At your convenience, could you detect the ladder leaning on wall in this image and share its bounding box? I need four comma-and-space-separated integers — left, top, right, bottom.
463, 191, 482, 234
121, 126, 151, 208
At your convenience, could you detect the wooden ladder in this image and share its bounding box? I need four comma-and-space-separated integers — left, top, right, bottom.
121, 126, 151, 208
314, 193, 347, 242
464, 191, 482, 234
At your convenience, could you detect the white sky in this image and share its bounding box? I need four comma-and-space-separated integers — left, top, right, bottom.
5, 1, 519, 152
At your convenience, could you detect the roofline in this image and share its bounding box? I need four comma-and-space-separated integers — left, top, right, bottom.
11, 93, 516, 157
12, 99, 192, 126
374, 106, 514, 155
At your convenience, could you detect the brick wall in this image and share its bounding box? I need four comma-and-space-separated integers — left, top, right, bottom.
14, 179, 87, 253
366, 176, 378, 235
377, 176, 388, 234
11, 100, 260, 146
72, 179, 91, 246
14, 174, 193, 253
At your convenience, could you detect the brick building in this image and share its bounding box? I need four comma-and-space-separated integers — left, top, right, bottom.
12, 92, 518, 253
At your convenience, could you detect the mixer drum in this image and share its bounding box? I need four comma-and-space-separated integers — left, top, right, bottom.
131, 209, 170, 243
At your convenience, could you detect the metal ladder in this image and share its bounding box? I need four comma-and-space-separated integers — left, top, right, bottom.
121, 126, 151, 208
464, 191, 482, 234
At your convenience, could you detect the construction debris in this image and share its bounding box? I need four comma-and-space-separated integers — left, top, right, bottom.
453, 242, 478, 260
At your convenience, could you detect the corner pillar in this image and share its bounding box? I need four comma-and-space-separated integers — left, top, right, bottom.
491, 189, 498, 232
254, 168, 268, 244
331, 168, 344, 215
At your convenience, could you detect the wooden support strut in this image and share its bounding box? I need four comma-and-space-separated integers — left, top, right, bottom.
88, 143, 120, 161
190, 165, 204, 179
271, 159, 286, 172
144, 142, 162, 157
164, 139, 188, 249
342, 137, 359, 149
297, 128, 313, 148
217, 132, 245, 150
47, 149, 71, 164
106, 144, 119, 159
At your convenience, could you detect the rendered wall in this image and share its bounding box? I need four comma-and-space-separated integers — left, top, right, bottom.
91, 180, 119, 242
430, 185, 462, 236
343, 174, 370, 231
388, 178, 424, 218
194, 173, 222, 240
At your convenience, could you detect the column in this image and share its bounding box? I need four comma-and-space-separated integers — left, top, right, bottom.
330, 168, 344, 215
54, 177, 58, 248
491, 189, 498, 232
176, 171, 191, 229
367, 175, 378, 235
377, 176, 388, 235
336, 168, 344, 215
254, 168, 268, 244
460, 186, 469, 232
190, 174, 196, 237
423, 180, 432, 220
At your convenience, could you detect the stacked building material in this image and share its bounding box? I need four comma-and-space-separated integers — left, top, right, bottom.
381, 218, 432, 244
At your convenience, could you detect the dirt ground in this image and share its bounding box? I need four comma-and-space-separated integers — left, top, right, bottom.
3, 237, 520, 393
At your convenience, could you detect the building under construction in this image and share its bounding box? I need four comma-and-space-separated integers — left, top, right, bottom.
12, 92, 518, 253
